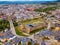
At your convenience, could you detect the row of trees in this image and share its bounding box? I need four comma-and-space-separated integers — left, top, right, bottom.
34, 6, 57, 14
13, 20, 18, 26
0, 20, 10, 31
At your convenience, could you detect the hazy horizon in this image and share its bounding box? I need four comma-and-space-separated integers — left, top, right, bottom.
0, 0, 57, 1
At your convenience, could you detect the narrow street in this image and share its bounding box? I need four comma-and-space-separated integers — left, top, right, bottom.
47, 22, 51, 30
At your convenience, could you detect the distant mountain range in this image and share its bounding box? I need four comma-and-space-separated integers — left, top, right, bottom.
0, 1, 59, 4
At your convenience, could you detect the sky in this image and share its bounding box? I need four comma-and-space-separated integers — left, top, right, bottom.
0, 0, 57, 1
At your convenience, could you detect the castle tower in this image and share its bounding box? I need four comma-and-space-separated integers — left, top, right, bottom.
18, 22, 23, 31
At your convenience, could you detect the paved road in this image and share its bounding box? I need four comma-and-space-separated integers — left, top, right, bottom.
8, 36, 16, 42
27, 32, 40, 41
9, 19, 17, 35
9, 19, 23, 38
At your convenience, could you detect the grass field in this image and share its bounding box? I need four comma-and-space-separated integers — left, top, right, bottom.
15, 26, 44, 36
21, 18, 43, 25
15, 26, 28, 36
30, 27, 44, 34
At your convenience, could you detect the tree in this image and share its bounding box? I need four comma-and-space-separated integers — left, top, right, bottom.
58, 38, 60, 42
